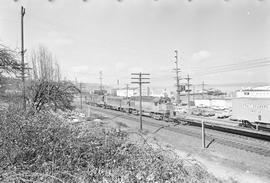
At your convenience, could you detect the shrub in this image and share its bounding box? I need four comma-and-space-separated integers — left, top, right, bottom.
27, 80, 80, 112
0, 107, 224, 183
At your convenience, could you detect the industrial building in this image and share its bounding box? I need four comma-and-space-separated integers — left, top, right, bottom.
236, 86, 270, 98
113, 87, 170, 98
116, 88, 135, 97
194, 98, 232, 109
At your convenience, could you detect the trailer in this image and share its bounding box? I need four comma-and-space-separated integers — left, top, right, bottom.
232, 98, 270, 128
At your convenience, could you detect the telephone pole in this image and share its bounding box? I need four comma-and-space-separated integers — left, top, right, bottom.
125, 84, 129, 99
202, 81, 205, 99
99, 71, 103, 92
173, 50, 181, 104
21, 6, 26, 110
131, 73, 150, 131
80, 82, 83, 110
193, 85, 195, 102
182, 74, 192, 110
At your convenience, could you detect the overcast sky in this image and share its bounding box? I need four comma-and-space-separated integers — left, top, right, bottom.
0, 0, 270, 90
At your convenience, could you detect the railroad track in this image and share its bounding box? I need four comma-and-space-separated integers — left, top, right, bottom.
89, 106, 270, 157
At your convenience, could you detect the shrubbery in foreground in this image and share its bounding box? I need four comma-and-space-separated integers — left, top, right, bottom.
0, 107, 224, 183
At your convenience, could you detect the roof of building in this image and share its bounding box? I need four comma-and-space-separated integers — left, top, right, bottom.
253, 86, 270, 90
240, 86, 270, 91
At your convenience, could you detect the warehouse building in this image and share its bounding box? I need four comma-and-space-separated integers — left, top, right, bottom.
194, 98, 232, 109
236, 86, 270, 98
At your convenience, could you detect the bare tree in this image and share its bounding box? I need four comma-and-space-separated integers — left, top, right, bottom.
30, 46, 61, 81
28, 46, 79, 112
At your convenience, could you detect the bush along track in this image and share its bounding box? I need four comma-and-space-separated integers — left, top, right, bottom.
0, 107, 235, 183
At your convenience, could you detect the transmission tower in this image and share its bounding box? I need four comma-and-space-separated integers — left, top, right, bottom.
173, 50, 181, 104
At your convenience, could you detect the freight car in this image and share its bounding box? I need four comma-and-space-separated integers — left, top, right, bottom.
232, 98, 270, 129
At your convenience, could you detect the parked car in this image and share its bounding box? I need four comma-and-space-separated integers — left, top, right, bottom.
201, 111, 215, 117
151, 112, 163, 120
142, 111, 151, 117
216, 113, 231, 119
131, 109, 139, 115
191, 109, 202, 116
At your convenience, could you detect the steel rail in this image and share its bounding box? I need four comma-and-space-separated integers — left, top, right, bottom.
89, 106, 270, 157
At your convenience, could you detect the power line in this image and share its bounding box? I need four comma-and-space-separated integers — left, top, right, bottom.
131, 72, 150, 131
196, 61, 270, 76
150, 57, 270, 79
195, 57, 270, 71
192, 58, 270, 76
145, 57, 270, 80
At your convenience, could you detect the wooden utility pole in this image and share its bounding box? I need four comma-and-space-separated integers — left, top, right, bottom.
125, 84, 129, 99
173, 50, 181, 104
21, 6, 26, 110
202, 120, 205, 148
131, 73, 150, 131
202, 81, 205, 99
193, 85, 195, 102
99, 71, 103, 92
183, 74, 192, 110
80, 82, 83, 110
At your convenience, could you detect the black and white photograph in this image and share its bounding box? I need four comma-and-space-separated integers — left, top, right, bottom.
0, 0, 270, 182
